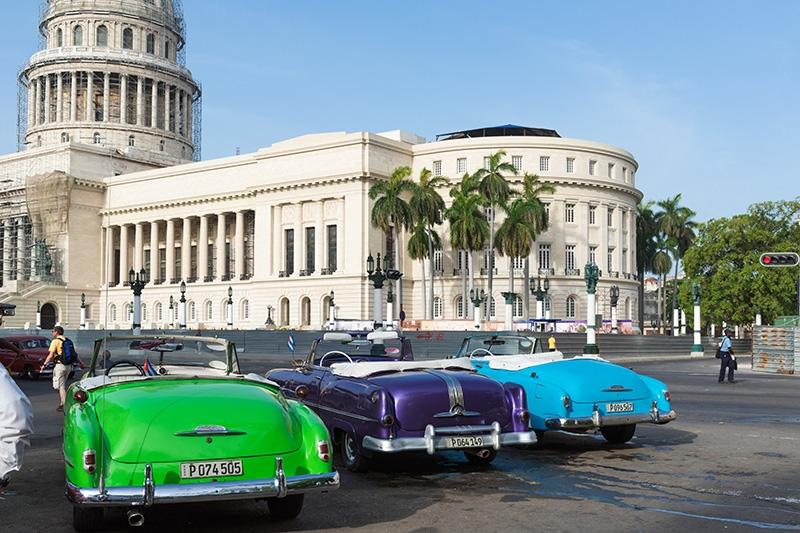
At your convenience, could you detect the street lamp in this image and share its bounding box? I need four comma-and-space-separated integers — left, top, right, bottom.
36, 300, 41, 330
501, 291, 516, 331
469, 288, 486, 330
178, 280, 187, 329
583, 262, 600, 354
169, 296, 174, 329
366, 253, 385, 328
80, 293, 87, 330
227, 286, 234, 330
530, 275, 550, 330
609, 285, 620, 334
128, 267, 148, 335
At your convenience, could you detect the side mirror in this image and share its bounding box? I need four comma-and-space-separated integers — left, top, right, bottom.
292, 358, 305, 368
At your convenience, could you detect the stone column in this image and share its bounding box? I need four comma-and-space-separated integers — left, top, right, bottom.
119, 224, 128, 282
16, 219, 26, 281
184, 90, 191, 136
150, 79, 158, 128
164, 84, 171, 132
42, 73, 50, 124
136, 76, 144, 126
103, 71, 110, 122
86, 71, 94, 122
2, 222, 11, 281
149, 221, 159, 282
56, 72, 63, 122
120, 74, 128, 124
165, 219, 175, 282
234, 211, 245, 279
181, 217, 192, 280
70, 71, 77, 122
216, 213, 226, 280
105, 225, 115, 286
198, 215, 208, 281
28, 77, 36, 128
134, 222, 144, 271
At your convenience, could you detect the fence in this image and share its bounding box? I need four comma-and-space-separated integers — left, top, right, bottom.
752, 326, 797, 375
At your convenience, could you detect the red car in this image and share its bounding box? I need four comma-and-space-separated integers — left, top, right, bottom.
0, 335, 84, 380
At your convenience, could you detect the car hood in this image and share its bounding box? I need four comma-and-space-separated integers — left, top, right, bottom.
94, 379, 301, 463
533, 359, 652, 403
368, 370, 511, 431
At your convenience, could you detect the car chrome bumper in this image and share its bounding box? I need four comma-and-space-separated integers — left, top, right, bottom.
545, 406, 677, 430
66, 457, 339, 507
362, 422, 538, 455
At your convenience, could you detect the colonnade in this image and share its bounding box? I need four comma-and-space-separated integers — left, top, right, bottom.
0, 217, 35, 284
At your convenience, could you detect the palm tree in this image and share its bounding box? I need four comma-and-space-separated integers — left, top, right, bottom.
657, 194, 697, 334
495, 198, 538, 323
519, 173, 555, 318
652, 234, 673, 334
409, 168, 449, 319
445, 173, 488, 319
369, 166, 415, 319
636, 201, 659, 330
407, 220, 442, 317
473, 150, 517, 319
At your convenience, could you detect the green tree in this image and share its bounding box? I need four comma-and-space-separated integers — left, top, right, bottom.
680, 200, 800, 327
636, 201, 660, 329
495, 198, 538, 320
407, 220, 442, 317
409, 168, 448, 319
472, 150, 517, 319
656, 194, 697, 332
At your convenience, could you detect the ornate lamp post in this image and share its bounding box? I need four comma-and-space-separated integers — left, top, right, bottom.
366, 253, 385, 327
36, 300, 41, 330
691, 283, 704, 356
128, 268, 148, 335
469, 288, 486, 330
609, 285, 620, 334
501, 291, 516, 331
178, 281, 187, 329
80, 293, 87, 330
169, 296, 175, 329
584, 262, 600, 354
530, 275, 550, 330
227, 286, 234, 330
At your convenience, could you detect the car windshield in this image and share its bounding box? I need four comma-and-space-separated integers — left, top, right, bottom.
311, 338, 404, 366
461, 336, 539, 356
90, 335, 239, 377
19, 337, 50, 349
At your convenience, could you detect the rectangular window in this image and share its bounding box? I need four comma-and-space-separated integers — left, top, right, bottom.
565, 203, 575, 223
225, 242, 233, 279
327, 225, 337, 272
622, 211, 627, 229
159, 248, 166, 281
589, 205, 597, 225
539, 156, 549, 172
512, 155, 523, 172
483, 249, 495, 270
433, 250, 443, 273
589, 160, 597, 176
190, 245, 197, 279
456, 157, 467, 173
483, 207, 494, 222
608, 207, 614, 227
538, 244, 551, 270
433, 160, 442, 177
457, 250, 468, 271
589, 246, 597, 265
512, 256, 525, 270
608, 248, 614, 272
543, 203, 550, 224
566, 157, 575, 173
284, 229, 294, 275
565, 245, 575, 270
608, 162, 615, 178
622, 166, 627, 181
144, 249, 151, 280
483, 156, 491, 169
207, 243, 215, 278
305, 227, 315, 273
174, 246, 181, 279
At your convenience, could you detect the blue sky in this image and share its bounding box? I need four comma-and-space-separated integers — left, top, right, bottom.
1, 1, 797, 221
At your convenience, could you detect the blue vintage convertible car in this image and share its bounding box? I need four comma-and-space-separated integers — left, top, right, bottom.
455, 334, 676, 444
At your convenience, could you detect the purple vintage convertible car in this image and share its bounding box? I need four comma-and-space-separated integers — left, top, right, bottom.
267, 331, 537, 472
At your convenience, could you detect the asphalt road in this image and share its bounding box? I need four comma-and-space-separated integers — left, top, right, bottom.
2, 357, 800, 532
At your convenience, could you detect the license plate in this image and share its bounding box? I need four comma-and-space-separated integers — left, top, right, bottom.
606, 402, 634, 413
445, 436, 484, 448
180, 460, 243, 479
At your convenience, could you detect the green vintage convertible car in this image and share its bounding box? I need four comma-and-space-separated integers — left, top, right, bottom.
63, 335, 338, 531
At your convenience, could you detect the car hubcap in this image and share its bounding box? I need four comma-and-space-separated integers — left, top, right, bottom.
345, 435, 357, 462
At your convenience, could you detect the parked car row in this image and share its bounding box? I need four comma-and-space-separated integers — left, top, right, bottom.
0, 336, 84, 380
55, 330, 675, 531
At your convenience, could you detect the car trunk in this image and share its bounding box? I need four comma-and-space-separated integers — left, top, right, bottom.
368, 370, 511, 431
95, 380, 302, 463
537, 359, 651, 403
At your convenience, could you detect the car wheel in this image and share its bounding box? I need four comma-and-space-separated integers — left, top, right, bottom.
267, 494, 304, 520
601, 424, 636, 444
73, 506, 104, 532
341, 431, 370, 472
464, 448, 497, 465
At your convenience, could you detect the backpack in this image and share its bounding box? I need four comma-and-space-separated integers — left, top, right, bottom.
61, 337, 77, 365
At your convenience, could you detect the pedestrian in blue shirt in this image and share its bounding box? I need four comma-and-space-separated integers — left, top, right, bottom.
718, 329, 736, 383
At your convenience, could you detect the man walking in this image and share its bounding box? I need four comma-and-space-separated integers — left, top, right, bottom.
718, 328, 736, 384
40, 326, 71, 411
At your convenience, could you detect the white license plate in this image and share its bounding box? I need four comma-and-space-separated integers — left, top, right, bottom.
446, 436, 485, 448
606, 402, 634, 413
180, 460, 243, 479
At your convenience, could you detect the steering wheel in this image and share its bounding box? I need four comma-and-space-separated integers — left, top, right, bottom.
105, 359, 146, 377
468, 348, 494, 359
318, 350, 354, 367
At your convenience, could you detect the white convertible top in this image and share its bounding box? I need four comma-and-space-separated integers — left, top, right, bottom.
480, 352, 608, 371
79, 371, 278, 391
329, 357, 474, 378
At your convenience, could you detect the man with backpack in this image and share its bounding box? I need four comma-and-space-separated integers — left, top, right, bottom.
40, 326, 78, 412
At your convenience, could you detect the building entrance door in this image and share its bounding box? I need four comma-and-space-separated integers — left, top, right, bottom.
41, 303, 57, 330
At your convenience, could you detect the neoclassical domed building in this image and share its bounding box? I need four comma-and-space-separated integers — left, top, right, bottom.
0, 2, 642, 331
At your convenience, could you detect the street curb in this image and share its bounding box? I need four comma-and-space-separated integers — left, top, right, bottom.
602, 354, 754, 364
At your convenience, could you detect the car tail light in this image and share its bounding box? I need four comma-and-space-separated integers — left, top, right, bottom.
74, 390, 88, 404
381, 414, 394, 427
83, 449, 96, 473
562, 395, 572, 409
317, 441, 330, 462
517, 409, 530, 422
664, 390, 671, 402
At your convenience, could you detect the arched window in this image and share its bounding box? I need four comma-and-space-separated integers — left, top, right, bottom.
159, 140, 165, 152
164, 40, 171, 59
483, 297, 496, 318
204, 300, 213, 321
96, 25, 108, 47
455, 295, 464, 318
188, 301, 196, 321
513, 295, 523, 318
155, 302, 162, 322
128, 135, 135, 147
141, 303, 148, 322
73, 26, 83, 46
433, 297, 443, 319
61, 132, 69, 143
301, 297, 311, 326
109, 304, 116, 322
124, 303, 131, 319
146, 33, 155, 54
280, 297, 290, 326
566, 296, 576, 318
122, 28, 133, 49
544, 296, 552, 313
56, 28, 63, 47
93, 132, 101, 144
241, 299, 250, 320
37, 136, 42, 147
625, 297, 631, 320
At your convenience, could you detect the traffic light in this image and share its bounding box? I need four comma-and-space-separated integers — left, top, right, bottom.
759, 252, 800, 267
